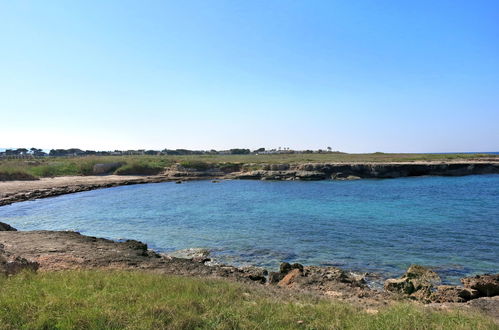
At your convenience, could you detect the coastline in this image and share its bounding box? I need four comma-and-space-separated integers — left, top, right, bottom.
1, 160, 499, 206
1, 162, 498, 321
1, 226, 498, 321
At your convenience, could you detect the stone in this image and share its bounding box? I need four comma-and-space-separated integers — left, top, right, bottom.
384, 278, 415, 295
0, 222, 17, 231
168, 248, 210, 260
461, 274, 499, 297
239, 266, 268, 283
278, 268, 303, 287
384, 265, 440, 299
430, 285, 479, 303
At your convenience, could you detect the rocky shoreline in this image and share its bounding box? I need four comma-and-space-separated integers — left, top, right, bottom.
1, 161, 499, 207
0, 222, 498, 321
169, 161, 499, 181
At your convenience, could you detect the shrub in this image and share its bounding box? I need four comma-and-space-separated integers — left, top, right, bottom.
179, 160, 211, 171
113, 163, 163, 175
0, 171, 38, 181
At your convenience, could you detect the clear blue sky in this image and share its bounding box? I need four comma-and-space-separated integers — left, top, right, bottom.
1, 1, 498, 152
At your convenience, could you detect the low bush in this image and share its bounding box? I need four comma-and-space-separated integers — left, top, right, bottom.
113, 163, 164, 175
0, 170, 38, 181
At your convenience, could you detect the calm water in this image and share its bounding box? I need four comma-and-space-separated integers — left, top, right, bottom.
1, 175, 498, 284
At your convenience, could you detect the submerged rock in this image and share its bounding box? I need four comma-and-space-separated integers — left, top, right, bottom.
0, 222, 17, 231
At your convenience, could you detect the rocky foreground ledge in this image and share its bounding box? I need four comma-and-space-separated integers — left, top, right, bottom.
1, 222, 498, 320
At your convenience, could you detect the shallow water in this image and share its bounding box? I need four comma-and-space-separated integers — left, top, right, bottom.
1, 175, 498, 284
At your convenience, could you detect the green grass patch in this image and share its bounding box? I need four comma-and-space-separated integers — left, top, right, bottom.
179, 160, 212, 171
0, 270, 495, 329
113, 163, 164, 175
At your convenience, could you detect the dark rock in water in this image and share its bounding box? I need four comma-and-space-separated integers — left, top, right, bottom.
384, 265, 440, 300
461, 274, 499, 297
175, 180, 182, 184
0, 222, 17, 231
430, 285, 479, 303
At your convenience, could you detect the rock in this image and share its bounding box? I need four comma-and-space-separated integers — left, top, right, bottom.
168, 248, 210, 261
278, 268, 303, 287
331, 172, 360, 180
0, 222, 17, 231
269, 164, 290, 171
175, 180, 182, 184
461, 274, 499, 297
123, 240, 148, 253
268, 272, 284, 284
0, 244, 39, 275
269, 262, 304, 284
239, 266, 268, 283
384, 278, 415, 295
384, 265, 440, 299
430, 285, 479, 303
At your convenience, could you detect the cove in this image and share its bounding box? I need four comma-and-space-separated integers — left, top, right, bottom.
1, 175, 498, 285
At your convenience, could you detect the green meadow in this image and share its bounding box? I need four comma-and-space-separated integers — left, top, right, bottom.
0, 270, 496, 330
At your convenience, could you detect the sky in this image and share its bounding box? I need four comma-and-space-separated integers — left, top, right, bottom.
1, 1, 498, 152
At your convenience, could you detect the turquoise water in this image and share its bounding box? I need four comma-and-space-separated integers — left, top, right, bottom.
1, 175, 498, 284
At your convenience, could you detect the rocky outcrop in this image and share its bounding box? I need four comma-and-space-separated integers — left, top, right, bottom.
461, 274, 499, 297
0, 222, 17, 231
430, 285, 479, 303
385, 265, 499, 304
384, 265, 441, 301
224, 162, 499, 181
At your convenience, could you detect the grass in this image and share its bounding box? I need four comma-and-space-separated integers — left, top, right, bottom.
0, 153, 497, 180
0, 270, 496, 329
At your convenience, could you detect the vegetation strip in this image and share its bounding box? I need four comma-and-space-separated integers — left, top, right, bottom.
0, 270, 496, 329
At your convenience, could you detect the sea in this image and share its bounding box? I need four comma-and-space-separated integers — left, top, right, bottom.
1, 175, 498, 285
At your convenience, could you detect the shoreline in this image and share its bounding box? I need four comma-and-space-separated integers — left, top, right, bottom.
0, 225, 498, 321
1, 160, 499, 206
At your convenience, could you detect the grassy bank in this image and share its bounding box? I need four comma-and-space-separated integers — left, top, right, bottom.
0, 153, 497, 180
0, 156, 173, 179
0, 271, 496, 329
